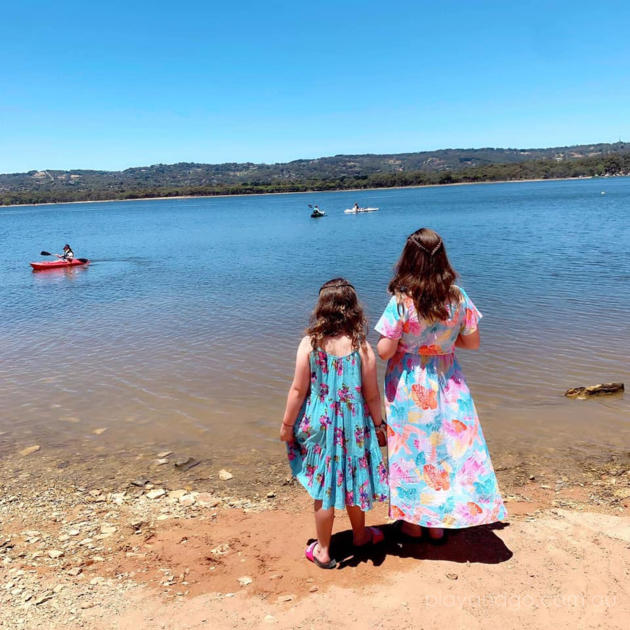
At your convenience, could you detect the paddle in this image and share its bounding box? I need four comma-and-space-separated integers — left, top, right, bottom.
40, 250, 88, 263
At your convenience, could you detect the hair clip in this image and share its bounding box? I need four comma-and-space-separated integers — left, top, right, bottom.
410, 236, 442, 256
319, 282, 355, 293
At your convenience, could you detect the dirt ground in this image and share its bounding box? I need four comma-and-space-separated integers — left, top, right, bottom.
1, 447, 629, 630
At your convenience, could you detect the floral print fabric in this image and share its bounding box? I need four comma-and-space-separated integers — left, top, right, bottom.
375, 287, 507, 528
287, 349, 389, 511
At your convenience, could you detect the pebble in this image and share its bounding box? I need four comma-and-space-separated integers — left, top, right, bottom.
157, 451, 173, 458
92, 428, 107, 435
67, 567, 82, 576
277, 594, 294, 603
237, 576, 253, 586
264, 615, 278, 624
19, 446, 41, 457
309, 586, 318, 592
175, 457, 199, 471
35, 591, 54, 605
68, 529, 80, 537
197, 493, 220, 507
169, 489, 188, 500
146, 489, 166, 500
48, 550, 64, 559
446, 573, 458, 580
100, 525, 117, 535
179, 494, 196, 507
218, 469, 233, 481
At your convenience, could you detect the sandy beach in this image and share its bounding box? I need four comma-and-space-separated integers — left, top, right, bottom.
1, 443, 628, 630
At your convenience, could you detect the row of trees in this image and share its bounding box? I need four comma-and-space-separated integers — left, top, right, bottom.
2, 152, 629, 207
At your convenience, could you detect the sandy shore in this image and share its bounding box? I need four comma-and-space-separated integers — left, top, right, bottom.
0, 175, 601, 209
1, 446, 629, 629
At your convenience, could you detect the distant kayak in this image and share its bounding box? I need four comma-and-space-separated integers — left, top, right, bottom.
310, 210, 326, 218
30, 259, 89, 271
344, 207, 379, 214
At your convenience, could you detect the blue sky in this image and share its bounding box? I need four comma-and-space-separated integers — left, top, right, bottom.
1, 0, 629, 172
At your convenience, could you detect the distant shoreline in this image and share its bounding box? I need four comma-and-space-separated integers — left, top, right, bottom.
0, 174, 611, 209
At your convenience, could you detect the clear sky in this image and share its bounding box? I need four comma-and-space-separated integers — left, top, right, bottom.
1, 0, 629, 173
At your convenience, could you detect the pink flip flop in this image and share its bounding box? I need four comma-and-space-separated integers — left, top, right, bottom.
305, 541, 337, 569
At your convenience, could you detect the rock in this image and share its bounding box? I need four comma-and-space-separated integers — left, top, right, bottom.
48, 550, 64, 559
277, 594, 294, 602
146, 489, 166, 500
130, 478, 150, 487
179, 494, 196, 507
100, 525, 117, 535
446, 573, 458, 580
309, 585, 318, 592
92, 428, 107, 435
263, 615, 277, 624
195, 493, 218, 507
175, 456, 199, 471
68, 529, 80, 537
19, 445, 41, 457
90, 577, 105, 586
266, 491, 276, 498
67, 567, 82, 576
218, 469, 233, 481
35, 591, 54, 605
157, 451, 173, 458
169, 489, 188, 500
238, 576, 253, 586
153, 458, 169, 466
565, 382, 624, 399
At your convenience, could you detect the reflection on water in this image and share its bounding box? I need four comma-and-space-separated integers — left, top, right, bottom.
0, 178, 629, 458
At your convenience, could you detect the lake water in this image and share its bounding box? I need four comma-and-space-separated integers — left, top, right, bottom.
1, 178, 629, 465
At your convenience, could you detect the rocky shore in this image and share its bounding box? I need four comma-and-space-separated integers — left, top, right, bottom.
1, 443, 629, 629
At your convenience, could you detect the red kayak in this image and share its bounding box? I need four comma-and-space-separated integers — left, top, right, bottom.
30, 258, 90, 271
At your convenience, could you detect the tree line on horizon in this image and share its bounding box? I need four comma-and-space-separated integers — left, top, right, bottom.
1, 148, 629, 206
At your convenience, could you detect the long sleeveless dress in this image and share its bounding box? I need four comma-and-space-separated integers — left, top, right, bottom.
375, 287, 506, 528
287, 348, 389, 511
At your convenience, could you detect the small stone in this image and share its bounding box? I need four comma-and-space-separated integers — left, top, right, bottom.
529, 475, 535, 480
175, 456, 199, 471
309, 585, 318, 592
35, 591, 54, 605
146, 489, 166, 500
68, 529, 80, 537
154, 458, 169, 466
266, 491, 276, 498
270, 574, 283, 580
169, 489, 188, 500
264, 615, 277, 624
92, 428, 107, 435
179, 494, 196, 507
446, 573, 458, 580
238, 576, 253, 586
277, 594, 294, 602
197, 493, 220, 507
81, 601, 95, 609
157, 451, 173, 458
100, 525, 117, 535
130, 478, 150, 487
67, 567, 82, 576
90, 577, 105, 586
218, 469, 233, 481
48, 550, 64, 559
19, 445, 41, 457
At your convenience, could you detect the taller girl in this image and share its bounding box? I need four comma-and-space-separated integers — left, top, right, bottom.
376, 228, 506, 541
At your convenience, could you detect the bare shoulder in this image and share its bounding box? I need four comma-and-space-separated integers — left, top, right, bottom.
359, 341, 376, 362
297, 335, 312, 354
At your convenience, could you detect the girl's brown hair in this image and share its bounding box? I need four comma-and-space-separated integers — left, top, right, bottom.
388, 227, 459, 321
306, 278, 367, 350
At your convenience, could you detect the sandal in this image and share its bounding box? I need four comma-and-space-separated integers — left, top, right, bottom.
305, 541, 337, 569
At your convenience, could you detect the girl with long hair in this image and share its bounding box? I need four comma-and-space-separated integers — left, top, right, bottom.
376, 228, 506, 542
280, 278, 388, 568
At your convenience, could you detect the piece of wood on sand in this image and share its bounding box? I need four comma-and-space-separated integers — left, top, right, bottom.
564, 382, 624, 399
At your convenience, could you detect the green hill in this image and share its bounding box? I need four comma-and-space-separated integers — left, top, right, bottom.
1, 142, 629, 206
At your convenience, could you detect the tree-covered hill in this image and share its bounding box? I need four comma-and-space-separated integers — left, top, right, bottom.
1, 142, 628, 206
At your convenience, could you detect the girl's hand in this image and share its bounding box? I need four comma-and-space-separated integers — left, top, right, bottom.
280, 422, 294, 442
375, 422, 387, 447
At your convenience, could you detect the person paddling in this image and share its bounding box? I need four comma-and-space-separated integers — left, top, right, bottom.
56, 244, 74, 262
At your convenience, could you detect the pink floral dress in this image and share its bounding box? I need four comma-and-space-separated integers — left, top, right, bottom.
375, 287, 506, 528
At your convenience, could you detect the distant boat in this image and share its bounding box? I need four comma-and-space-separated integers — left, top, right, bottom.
309, 205, 326, 218
344, 207, 379, 214
601, 191, 606, 195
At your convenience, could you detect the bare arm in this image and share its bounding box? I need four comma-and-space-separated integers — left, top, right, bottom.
377, 335, 400, 360
455, 328, 480, 350
359, 343, 383, 426
279, 337, 311, 441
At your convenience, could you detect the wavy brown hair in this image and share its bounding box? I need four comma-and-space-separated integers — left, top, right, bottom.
306, 278, 367, 350
388, 227, 459, 322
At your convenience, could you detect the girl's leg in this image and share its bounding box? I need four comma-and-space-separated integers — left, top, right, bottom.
313, 500, 335, 563
346, 504, 370, 545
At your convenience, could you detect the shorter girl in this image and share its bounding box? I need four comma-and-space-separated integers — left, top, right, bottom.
280, 278, 388, 569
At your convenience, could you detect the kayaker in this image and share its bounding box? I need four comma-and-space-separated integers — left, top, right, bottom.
57, 244, 74, 261
353, 202, 360, 212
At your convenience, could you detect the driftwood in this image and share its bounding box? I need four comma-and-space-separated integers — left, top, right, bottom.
564, 382, 624, 399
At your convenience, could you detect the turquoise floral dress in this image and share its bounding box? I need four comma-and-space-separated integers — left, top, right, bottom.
287, 348, 389, 510
375, 287, 506, 528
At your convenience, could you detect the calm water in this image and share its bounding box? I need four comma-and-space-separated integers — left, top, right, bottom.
1, 178, 629, 459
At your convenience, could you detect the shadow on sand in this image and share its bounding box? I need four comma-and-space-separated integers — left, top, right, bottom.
323, 521, 513, 569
